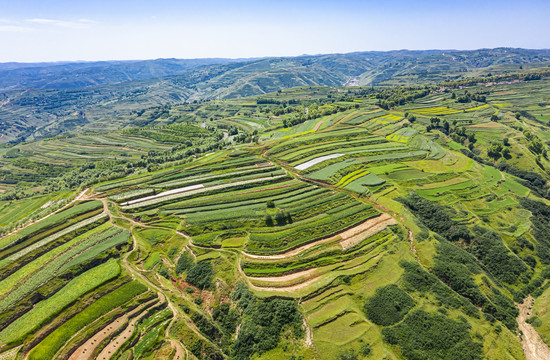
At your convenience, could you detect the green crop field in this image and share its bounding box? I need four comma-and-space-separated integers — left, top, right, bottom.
2, 64, 550, 360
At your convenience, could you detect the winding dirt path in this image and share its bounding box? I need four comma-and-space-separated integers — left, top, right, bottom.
303, 317, 313, 347
517, 297, 550, 360
169, 339, 186, 360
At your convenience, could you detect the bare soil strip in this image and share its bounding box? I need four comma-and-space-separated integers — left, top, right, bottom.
242, 213, 395, 260
169, 339, 186, 360
517, 297, 550, 360
68, 298, 158, 360
242, 236, 337, 261
248, 274, 323, 293
339, 214, 397, 250
312, 119, 324, 132
247, 268, 317, 283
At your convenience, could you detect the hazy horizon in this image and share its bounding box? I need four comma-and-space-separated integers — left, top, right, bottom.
1, 0, 550, 62
2, 47, 550, 65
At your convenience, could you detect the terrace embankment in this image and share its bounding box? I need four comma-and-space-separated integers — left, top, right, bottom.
242, 212, 396, 260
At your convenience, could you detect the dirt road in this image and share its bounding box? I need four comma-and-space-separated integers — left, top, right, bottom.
517, 297, 550, 360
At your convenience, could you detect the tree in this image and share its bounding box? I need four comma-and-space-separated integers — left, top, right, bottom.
176, 252, 194, 275
265, 214, 274, 227
487, 142, 503, 161
430, 117, 441, 126
159, 268, 170, 279
274, 211, 287, 226
186, 261, 214, 290
443, 120, 450, 133
491, 115, 499, 122
266, 200, 275, 208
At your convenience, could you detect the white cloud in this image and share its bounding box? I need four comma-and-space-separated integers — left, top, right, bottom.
26, 18, 96, 29
0, 25, 34, 33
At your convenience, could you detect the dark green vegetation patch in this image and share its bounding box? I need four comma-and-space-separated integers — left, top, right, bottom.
364, 284, 415, 326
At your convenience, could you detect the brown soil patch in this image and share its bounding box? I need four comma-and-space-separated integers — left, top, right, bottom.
340, 214, 397, 250
243, 236, 337, 260
468, 121, 503, 128
243, 213, 396, 260
68, 299, 157, 360
94, 304, 154, 360
312, 119, 324, 132
169, 340, 185, 360
248, 273, 323, 293
248, 268, 317, 283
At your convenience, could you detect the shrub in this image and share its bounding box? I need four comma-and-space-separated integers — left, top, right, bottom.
186, 261, 214, 290
526, 316, 542, 327
231, 285, 302, 359
382, 310, 483, 360
360, 343, 372, 356
364, 284, 415, 326
158, 268, 170, 279
175, 252, 194, 274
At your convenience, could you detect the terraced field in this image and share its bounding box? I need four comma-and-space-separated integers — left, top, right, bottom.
3, 76, 550, 360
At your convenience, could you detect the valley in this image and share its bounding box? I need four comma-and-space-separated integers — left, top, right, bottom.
1, 59, 550, 359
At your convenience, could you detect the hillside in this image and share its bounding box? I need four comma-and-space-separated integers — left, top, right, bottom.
1, 48, 550, 143
1, 71, 550, 359
0, 58, 246, 91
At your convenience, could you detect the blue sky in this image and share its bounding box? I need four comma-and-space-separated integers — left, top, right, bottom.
0, 0, 548, 62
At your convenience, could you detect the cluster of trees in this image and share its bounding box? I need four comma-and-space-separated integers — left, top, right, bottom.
375, 87, 431, 110
400, 260, 479, 317
256, 98, 301, 105
364, 285, 415, 326
265, 211, 293, 227
469, 226, 530, 285
523, 130, 548, 159
230, 283, 303, 359
487, 141, 511, 161
281, 103, 351, 128
442, 69, 549, 88
496, 162, 550, 199
399, 192, 471, 242
401, 193, 527, 329
453, 90, 486, 103
175, 253, 214, 290
519, 198, 550, 264
426, 117, 477, 149
382, 310, 483, 360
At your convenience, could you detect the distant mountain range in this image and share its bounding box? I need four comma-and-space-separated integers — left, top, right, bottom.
1, 48, 549, 142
